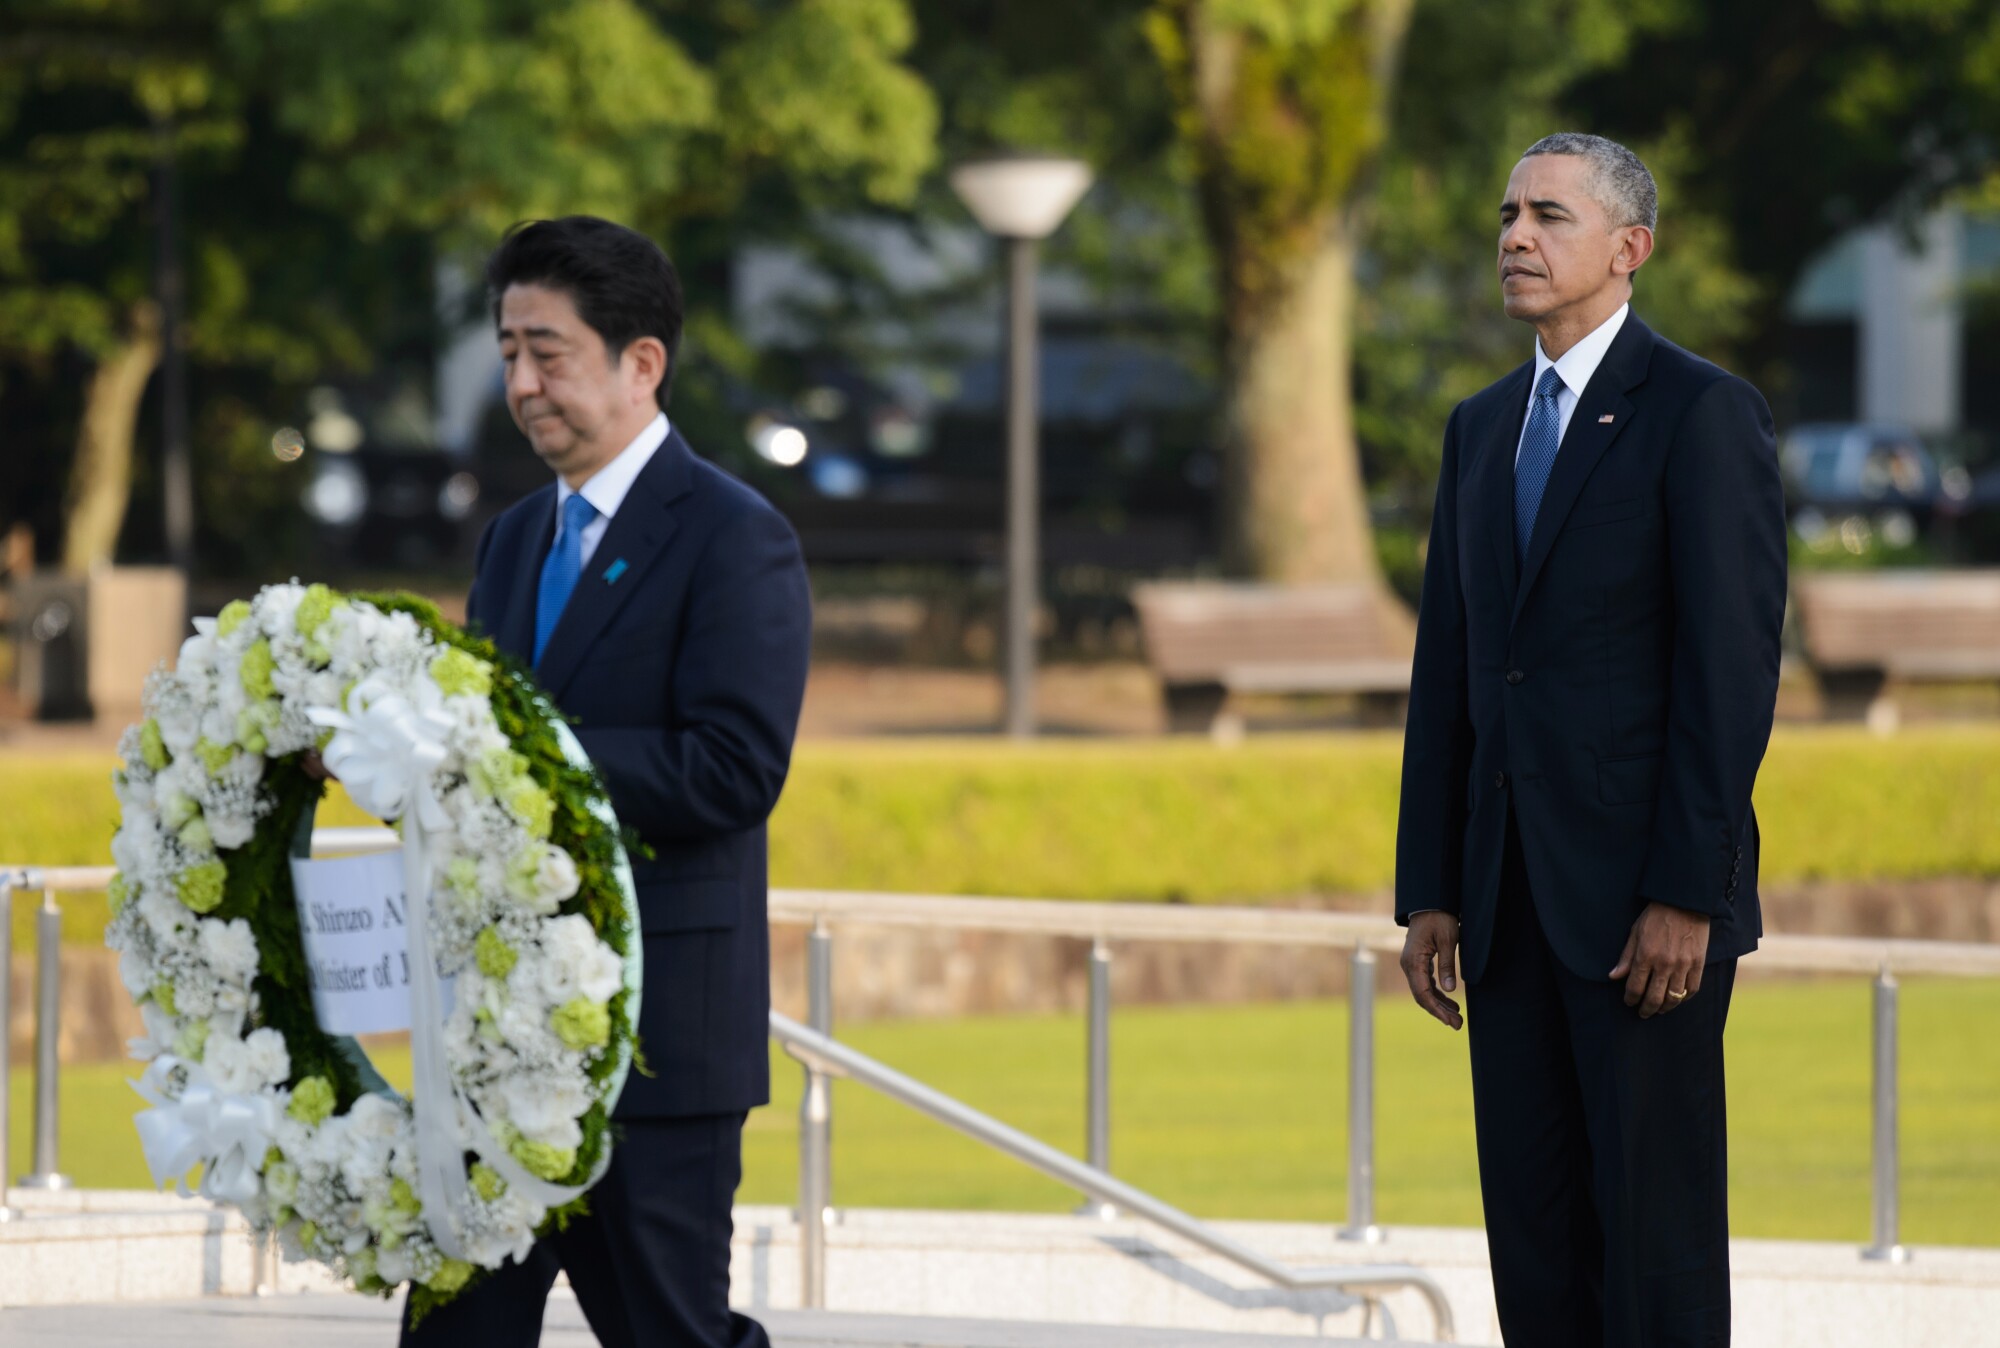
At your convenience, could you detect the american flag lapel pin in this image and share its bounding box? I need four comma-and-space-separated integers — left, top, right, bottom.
603, 558, 629, 584
1598, 414, 1616, 424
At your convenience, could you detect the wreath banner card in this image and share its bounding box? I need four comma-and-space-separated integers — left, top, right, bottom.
290, 848, 417, 1036
107, 583, 641, 1321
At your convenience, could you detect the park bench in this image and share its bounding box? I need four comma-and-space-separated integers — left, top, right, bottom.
1130, 581, 1412, 734
1792, 569, 2000, 723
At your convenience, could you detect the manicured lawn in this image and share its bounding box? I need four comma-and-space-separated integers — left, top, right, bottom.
15, 978, 1998, 1248
11, 726, 2000, 949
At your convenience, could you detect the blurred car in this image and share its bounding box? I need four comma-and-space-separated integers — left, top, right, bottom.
1778, 422, 1970, 553
298, 383, 484, 570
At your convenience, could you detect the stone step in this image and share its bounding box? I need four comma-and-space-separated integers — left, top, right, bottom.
0, 1295, 1368, 1348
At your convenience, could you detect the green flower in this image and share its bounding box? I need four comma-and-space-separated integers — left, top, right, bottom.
444, 857, 480, 899
195, 738, 235, 775
508, 1138, 576, 1182
176, 860, 226, 913
139, 719, 171, 772
503, 779, 554, 839
474, 928, 518, 980
347, 1246, 381, 1292
107, 871, 132, 916
151, 981, 179, 1016
469, 1163, 506, 1203
174, 1018, 210, 1061
239, 638, 277, 700
550, 996, 611, 1050
425, 1257, 476, 1295
469, 747, 529, 800
295, 584, 344, 663
215, 599, 253, 638
474, 1006, 502, 1045
178, 816, 213, 853
236, 699, 281, 755
159, 791, 198, 830
288, 1076, 335, 1126
430, 647, 493, 700
264, 1160, 299, 1204
389, 1177, 422, 1216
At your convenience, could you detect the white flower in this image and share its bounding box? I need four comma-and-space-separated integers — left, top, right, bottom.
243, 1027, 290, 1087
500, 1074, 588, 1148
534, 914, 622, 1005
199, 918, 260, 982
533, 846, 580, 907
132, 1002, 179, 1060
208, 811, 256, 850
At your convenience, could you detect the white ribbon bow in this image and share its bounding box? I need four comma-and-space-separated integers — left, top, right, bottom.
131, 1056, 279, 1205
306, 673, 454, 832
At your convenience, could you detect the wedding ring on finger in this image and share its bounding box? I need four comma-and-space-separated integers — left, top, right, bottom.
1667, 987, 1689, 1000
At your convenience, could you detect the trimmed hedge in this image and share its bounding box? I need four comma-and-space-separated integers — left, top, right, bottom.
8, 726, 2000, 945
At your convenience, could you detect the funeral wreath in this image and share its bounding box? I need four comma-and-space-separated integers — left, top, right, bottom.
106, 583, 640, 1318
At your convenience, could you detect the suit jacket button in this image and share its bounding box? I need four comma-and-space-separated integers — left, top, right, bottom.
1506, 669, 1525, 685
1493, 771, 1508, 790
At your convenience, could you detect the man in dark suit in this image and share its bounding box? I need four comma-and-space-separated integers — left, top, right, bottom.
401, 217, 811, 1347
1395, 134, 1787, 1345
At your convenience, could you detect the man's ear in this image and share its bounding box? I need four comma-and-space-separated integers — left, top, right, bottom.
625, 336, 669, 406
1613, 224, 1655, 278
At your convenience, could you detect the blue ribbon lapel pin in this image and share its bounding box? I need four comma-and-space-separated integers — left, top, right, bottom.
602, 558, 629, 585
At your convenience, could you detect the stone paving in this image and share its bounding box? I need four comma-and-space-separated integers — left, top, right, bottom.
0, 1294, 1369, 1347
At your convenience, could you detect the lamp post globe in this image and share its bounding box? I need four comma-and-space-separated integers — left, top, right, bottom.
949, 154, 1093, 739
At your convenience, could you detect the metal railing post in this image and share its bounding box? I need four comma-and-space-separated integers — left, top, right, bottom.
799, 1061, 831, 1308
18, 888, 70, 1190
1338, 944, 1383, 1243
1078, 937, 1116, 1218
1863, 964, 1908, 1262
807, 916, 834, 1224
0, 872, 18, 1220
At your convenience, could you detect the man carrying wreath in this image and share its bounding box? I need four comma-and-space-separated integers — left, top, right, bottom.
401, 216, 813, 1348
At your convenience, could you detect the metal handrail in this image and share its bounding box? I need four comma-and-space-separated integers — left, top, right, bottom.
771, 1011, 1456, 1342
768, 887, 2000, 977
7, 842, 1997, 1274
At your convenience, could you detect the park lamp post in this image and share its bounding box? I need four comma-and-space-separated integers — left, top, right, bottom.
949, 153, 1093, 739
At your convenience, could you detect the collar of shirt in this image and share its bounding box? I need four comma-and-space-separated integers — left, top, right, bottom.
1532, 302, 1629, 404
554, 412, 668, 567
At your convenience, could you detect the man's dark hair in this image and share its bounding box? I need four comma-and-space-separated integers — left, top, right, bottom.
486, 216, 684, 410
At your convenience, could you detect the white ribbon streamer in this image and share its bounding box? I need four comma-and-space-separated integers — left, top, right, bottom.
401, 807, 600, 1258
131, 1056, 279, 1205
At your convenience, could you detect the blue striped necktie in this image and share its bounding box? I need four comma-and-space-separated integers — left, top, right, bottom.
534, 492, 598, 664
1513, 367, 1566, 558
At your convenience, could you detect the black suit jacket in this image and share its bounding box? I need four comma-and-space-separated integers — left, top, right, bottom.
1394, 314, 1787, 983
467, 426, 812, 1118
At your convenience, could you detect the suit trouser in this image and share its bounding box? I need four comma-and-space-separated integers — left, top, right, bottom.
1467, 812, 1735, 1347
399, 1112, 768, 1348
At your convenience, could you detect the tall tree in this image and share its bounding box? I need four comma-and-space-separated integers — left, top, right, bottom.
1146, 0, 1414, 585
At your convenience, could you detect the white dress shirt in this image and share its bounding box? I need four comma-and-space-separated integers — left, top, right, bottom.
555, 413, 669, 567
1515, 303, 1629, 464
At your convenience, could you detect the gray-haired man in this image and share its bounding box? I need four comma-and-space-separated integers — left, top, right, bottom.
1396, 133, 1786, 1345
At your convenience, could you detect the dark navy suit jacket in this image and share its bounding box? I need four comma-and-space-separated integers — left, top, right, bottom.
467, 426, 812, 1118
1394, 315, 1787, 983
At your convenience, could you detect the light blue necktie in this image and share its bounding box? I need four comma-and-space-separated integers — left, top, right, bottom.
534, 493, 598, 664
1513, 367, 1566, 559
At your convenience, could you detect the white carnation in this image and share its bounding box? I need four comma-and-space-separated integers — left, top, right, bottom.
208, 811, 256, 850
500, 1073, 588, 1147
198, 917, 261, 982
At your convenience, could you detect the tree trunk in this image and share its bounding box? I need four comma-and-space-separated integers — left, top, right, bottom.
1221, 222, 1378, 584
62, 302, 162, 576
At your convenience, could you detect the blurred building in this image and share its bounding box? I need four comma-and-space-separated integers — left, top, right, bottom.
1786, 208, 2000, 449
